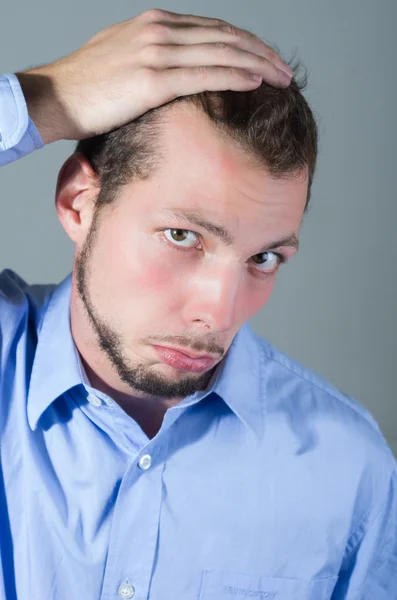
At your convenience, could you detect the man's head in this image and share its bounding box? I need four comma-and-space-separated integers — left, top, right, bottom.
55, 66, 317, 400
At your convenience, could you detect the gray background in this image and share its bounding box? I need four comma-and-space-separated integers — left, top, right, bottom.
1, 0, 396, 456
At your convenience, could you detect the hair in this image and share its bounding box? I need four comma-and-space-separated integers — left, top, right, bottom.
75, 61, 318, 213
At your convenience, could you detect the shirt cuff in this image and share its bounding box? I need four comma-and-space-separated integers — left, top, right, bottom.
0, 72, 44, 152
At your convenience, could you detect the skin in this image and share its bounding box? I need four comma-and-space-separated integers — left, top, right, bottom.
56, 101, 308, 439
16, 8, 296, 439
18, 8, 292, 144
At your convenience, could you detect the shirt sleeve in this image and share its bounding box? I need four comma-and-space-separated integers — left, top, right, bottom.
331, 465, 397, 599
0, 73, 44, 166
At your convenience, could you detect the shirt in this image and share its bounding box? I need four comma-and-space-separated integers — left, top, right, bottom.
0, 72, 396, 600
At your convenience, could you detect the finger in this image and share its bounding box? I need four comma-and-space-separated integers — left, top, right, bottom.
145, 10, 293, 77
153, 65, 286, 109
145, 8, 234, 26
143, 43, 291, 88
165, 22, 292, 78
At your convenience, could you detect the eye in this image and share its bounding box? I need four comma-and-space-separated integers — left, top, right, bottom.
163, 228, 200, 248
251, 251, 284, 273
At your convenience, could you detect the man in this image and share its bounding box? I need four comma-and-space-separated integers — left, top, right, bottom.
0, 8, 395, 600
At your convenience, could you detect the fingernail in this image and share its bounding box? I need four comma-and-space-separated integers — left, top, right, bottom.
278, 68, 292, 84
280, 65, 293, 78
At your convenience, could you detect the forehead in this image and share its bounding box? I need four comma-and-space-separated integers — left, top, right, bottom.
129, 103, 308, 233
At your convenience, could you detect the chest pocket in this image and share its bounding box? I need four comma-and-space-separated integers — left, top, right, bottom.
199, 569, 338, 600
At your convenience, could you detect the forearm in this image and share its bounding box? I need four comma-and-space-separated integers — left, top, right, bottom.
15, 67, 71, 145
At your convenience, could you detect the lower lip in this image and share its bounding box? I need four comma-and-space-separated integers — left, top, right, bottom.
152, 345, 216, 373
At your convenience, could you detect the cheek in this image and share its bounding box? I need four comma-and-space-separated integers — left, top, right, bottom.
92, 225, 184, 310
237, 278, 276, 323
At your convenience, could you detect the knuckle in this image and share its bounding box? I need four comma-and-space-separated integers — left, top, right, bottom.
137, 66, 157, 87
265, 46, 279, 61
144, 21, 171, 42
214, 41, 232, 52
142, 8, 165, 22
213, 17, 228, 28
142, 43, 164, 64
227, 67, 240, 79
196, 65, 210, 79
260, 55, 271, 67
219, 23, 239, 39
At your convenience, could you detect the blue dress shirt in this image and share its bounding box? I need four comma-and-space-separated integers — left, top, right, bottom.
0, 73, 396, 600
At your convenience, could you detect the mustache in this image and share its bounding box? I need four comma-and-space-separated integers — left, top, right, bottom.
144, 335, 225, 358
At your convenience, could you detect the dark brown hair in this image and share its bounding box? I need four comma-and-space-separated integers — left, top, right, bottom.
76, 62, 318, 212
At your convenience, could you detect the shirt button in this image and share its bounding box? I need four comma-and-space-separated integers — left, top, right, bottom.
118, 583, 135, 598
87, 393, 102, 407
138, 454, 152, 470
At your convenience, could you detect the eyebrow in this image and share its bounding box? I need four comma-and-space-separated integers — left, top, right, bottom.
162, 209, 299, 252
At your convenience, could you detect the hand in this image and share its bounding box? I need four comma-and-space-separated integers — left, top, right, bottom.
16, 8, 293, 144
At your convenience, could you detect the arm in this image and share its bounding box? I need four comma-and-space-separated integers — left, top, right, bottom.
1, 8, 292, 164
331, 466, 397, 599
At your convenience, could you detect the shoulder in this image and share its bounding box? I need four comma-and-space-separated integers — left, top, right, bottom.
0, 268, 56, 346
251, 328, 396, 471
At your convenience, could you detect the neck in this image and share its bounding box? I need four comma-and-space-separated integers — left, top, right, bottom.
81, 354, 180, 438
70, 278, 180, 438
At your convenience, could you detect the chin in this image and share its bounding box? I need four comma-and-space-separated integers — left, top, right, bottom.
155, 362, 203, 379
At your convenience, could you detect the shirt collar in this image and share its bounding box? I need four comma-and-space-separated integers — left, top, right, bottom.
27, 274, 264, 439
211, 323, 264, 440
27, 273, 82, 430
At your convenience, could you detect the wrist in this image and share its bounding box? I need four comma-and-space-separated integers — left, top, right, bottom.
16, 67, 70, 144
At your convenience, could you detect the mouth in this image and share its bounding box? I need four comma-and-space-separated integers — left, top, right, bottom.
152, 345, 218, 373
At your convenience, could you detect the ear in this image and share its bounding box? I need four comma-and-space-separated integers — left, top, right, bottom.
55, 152, 100, 245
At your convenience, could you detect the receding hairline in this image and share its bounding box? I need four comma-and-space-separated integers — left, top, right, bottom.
76, 73, 317, 214
129, 98, 311, 190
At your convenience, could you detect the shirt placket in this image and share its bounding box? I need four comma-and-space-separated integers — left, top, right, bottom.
99, 433, 169, 600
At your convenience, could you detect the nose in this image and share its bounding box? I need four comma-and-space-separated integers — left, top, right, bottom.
183, 263, 241, 333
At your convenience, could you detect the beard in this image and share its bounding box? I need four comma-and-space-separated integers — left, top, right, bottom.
75, 211, 221, 399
